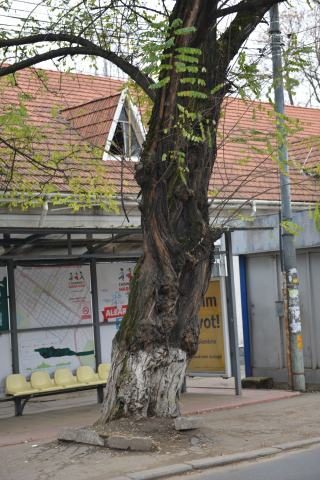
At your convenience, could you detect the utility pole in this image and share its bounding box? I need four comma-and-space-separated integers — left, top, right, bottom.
269, 4, 305, 391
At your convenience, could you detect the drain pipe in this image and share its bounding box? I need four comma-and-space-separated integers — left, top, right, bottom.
38, 200, 49, 227
250, 200, 257, 216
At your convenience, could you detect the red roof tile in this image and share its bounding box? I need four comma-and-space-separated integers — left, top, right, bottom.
61, 93, 121, 148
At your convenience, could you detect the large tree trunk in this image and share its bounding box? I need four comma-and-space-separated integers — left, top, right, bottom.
101, 116, 222, 420
101, 0, 276, 422
101, 183, 220, 420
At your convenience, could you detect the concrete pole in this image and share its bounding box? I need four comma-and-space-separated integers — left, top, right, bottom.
269, 4, 305, 391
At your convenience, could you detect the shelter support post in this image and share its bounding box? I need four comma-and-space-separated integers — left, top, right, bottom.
181, 376, 187, 393
239, 255, 252, 378
225, 233, 242, 395
90, 259, 103, 403
8, 259, 22, 416
8, 260, 19, 374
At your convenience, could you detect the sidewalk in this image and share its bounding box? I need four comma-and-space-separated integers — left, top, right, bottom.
0, 370, 299, 447
1, 392, 320, 480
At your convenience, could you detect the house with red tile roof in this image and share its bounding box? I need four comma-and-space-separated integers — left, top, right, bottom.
0, 66, 318, 229
0, 66, 319, 359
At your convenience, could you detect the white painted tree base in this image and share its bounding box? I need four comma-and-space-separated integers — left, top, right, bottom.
101, 346, 188, 421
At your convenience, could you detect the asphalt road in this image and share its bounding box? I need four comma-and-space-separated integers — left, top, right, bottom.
171, 445, 320, 480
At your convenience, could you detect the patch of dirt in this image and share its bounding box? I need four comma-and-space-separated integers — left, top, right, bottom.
91, 416, 216, 454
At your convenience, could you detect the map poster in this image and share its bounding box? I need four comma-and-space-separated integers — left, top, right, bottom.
188, 280, 226, 373
15, 265, 95, 377
97, 262, 136, 328
19, 328, 95, 377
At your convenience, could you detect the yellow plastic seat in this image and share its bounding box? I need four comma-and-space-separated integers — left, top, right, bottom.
5, 374, 39, 396
76, 366, 106, 385
98, 363, 111, 381
54, 369, 86, 388
30, 371, 62, 392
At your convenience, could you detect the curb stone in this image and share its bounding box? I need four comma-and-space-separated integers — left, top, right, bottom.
185, 447, 281, 469
107, 437, 320, 480
272, 437, 320, 451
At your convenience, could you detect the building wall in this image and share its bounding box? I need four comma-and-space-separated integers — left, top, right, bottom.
244, 249, 320, 386
232, 209, 320, 386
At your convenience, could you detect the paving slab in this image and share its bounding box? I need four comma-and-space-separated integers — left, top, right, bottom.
0, 402, 102, 447
180, 388, 300, 415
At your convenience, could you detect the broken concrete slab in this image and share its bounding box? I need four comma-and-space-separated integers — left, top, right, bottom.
107, 435, 131, 450
174, 416, 202, 431
58, 427, 78, 442
106, 435, 152, 451
130, 437, 152, 451
58, 427, 104, 446
75, 429, 104, 446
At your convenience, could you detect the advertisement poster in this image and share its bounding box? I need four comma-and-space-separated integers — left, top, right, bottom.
97, 262, 136, 364
97, 262, 135, 326
188, 280, 226, 372
14, 265, 95, 377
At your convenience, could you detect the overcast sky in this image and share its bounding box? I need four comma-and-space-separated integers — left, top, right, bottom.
1, 1, 318, 107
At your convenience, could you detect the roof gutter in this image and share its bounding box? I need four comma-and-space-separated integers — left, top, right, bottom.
209, 199, 315, 210
0, 193, 315, 213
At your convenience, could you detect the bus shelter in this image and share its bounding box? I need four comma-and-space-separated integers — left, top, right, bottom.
0, 226, 252, 414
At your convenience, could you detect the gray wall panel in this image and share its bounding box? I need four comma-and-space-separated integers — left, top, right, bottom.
246, 249, 320, 386
247, 255, 282, 369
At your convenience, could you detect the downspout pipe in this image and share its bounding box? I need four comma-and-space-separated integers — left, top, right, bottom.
38, 201, 49, 227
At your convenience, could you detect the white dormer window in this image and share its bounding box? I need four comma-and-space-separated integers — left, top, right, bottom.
103, 94, 145, 162
109, 107, 142, 158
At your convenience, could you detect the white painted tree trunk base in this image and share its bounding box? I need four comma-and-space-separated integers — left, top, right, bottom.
101, 346, 188, 422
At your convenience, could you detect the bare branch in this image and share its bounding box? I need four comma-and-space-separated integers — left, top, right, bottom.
0, 34, 156, 101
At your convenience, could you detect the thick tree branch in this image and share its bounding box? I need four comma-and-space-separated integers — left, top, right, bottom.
216, 0, 281, 66
215, 0, 285, 19
0, 34, 156, 101
191, 0, 284, 47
